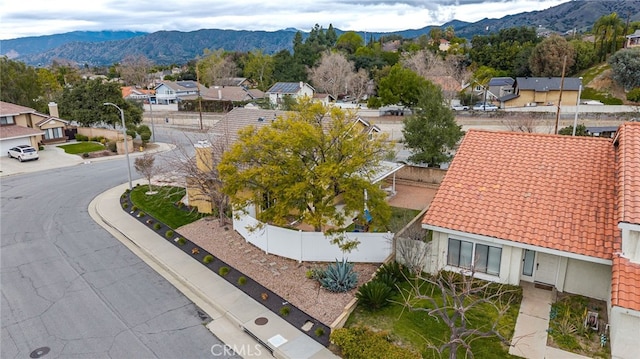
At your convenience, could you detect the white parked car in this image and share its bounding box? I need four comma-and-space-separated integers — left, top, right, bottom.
451, 104, 469, 111
473, 103, 498, 111
8, 145, 39, 162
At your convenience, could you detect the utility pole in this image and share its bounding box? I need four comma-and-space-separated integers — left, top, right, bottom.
554, 55, 567, 135
195, 59, 204, 130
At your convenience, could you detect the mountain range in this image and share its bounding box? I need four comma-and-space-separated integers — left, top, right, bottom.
2, 0, 639, 67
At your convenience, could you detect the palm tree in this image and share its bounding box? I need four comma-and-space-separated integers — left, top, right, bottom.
593, 13, 625, 61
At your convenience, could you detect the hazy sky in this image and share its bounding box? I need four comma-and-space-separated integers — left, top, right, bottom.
0, 0, 567, 40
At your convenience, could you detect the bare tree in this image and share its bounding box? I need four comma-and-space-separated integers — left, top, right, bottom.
198, 49, 238, 87
396, 227, 430, 276
119, 54, 153, 87
308, 51, 356, 99
166, 132, 230, 225
134, 153, 159, 193
399, 268, 520, 359
347, 68, 370, 102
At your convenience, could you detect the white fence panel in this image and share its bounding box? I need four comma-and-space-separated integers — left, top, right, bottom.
266, 225, 303, 259
233, 212, 393, 262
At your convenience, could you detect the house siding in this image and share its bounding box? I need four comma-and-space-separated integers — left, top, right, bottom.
563, 259, 611, 301
610, 307, 640, 359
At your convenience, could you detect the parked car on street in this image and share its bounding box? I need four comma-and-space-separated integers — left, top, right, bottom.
473, 103, 499, 111
451, 104, 469, 111
7, 145, 39, 162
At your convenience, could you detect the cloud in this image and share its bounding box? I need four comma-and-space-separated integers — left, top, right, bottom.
0, 0, 566, 40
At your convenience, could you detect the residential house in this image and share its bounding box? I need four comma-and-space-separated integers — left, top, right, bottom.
502, 77, 581, 108
182, 85, 264, 103
312, 93, 335, 106
438, 39, 451, 52
265, 82, 314, 108
488, 77, 516, 104
154, 80, 207, 105
0, 101, 70, 154
625, 29, 640, 48
217, 77, 254, 87
421, 125, 640, 359
122, 86, 155, 103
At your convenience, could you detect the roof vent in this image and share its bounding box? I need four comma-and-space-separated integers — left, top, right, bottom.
258, 117, 265, 122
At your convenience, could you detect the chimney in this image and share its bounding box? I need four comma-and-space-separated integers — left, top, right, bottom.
299, 81, 303, 90
48, 102, 59, 118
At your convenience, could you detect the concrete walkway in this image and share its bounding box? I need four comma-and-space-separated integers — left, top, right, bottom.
90, 182, 338, 359
510, 282, 592, 359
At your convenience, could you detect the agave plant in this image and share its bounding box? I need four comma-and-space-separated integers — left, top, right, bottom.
319, 258, 358, 293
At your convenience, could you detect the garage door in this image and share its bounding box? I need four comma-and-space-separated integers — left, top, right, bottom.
0, 138, 31, 156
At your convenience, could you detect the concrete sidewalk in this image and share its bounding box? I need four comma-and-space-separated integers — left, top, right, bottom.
89, 182, 337, 359
509, 282, 592, 359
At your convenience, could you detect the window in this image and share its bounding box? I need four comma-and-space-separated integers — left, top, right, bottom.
1, 116, 15, 125
448, 238, 502, 276
44, 127, 63, 140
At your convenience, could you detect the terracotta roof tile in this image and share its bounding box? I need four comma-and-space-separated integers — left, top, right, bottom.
423, 129, 617, 259
612, 255, 640, 311
616, 123, 640, 225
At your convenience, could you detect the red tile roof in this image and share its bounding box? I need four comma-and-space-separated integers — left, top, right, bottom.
616, 122, 640, 224
612, 255, 640, 311
422, 129, 617, 260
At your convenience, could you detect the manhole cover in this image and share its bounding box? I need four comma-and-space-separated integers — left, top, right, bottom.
30, 347, 50, 358
254, 317, 268, 326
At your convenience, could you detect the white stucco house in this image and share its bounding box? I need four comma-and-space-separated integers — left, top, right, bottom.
420, 125, 640, 359
265, 82, 315, 108
154, 80, 206, 105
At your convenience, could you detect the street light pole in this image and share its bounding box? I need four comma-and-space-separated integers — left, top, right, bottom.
148, 94, 156, 142
103, 102, 133, 190
572, 77, 583, 136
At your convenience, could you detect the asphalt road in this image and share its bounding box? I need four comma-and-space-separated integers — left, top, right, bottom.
1, 156, 239, 357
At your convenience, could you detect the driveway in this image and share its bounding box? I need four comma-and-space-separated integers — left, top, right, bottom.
0, 145, 83, 177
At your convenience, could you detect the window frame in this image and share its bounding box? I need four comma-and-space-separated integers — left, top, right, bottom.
447, 237, 502, 276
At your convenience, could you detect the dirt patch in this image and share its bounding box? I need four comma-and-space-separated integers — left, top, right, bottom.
588, 69, 631, 104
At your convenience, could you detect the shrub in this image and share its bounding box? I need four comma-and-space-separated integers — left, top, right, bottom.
82, 152, 90, 158
165, 230, 174, 238
377, 261, 411, 283
374, 272, 398, 292
126, 129, 137, 138
356, 281, 394, 310
122, 202, 129, 209
203, 255, 214, 264
75, 134, 88, 141
319, 259, 358, 293
140, 131, 151, 142
137, 211, 146, 217
219, 267, 230, 276
581, 87, 623, 105
191, 247, 199, 254
131, 205, 138, 211
137, 124, 151, 133
238, 276, 247, 285
314, 327, 325, 337
153, 223, 161, 230
279, 306, 290, 316
306, 267, 324, 280
107, 141, 117, 152
176, 237, 186, 246
627, 88, 640, 103
39, 145, 44, 150
261, 292, 268, 300
330, 327, 420, 359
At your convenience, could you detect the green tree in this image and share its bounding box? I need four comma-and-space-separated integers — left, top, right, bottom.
0, 57, 42, 109
58, 79, 142, 128
608, 48, 640, 90
569, 39, 598, 74
272, 49, 307, 82
219, 98, 393, 233
402, 84, 463, 167
242, 50, 274, 91
593, 13, 625, 62
370, 64, 429, 108
36, 68, 63, 106
529, 35, 576, 77
558, 124, 589, 136
336, 31, 364, 55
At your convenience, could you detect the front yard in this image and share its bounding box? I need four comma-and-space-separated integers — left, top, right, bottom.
343, 277, 522, 358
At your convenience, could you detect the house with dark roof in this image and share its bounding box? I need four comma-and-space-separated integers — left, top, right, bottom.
502, 77, 581, 108
181, 85, 264, 103
265, 82, 315, 108
1, 101, 70, 154
420, 124, 640, 359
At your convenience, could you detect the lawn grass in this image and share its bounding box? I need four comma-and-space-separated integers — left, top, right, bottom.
58, 142, 105, 154
580, 63, 609, 86
129, 185, 209, 229
346, 279, 522, 359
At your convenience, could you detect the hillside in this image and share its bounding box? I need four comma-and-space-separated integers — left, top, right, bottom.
3, 0, 639, 66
